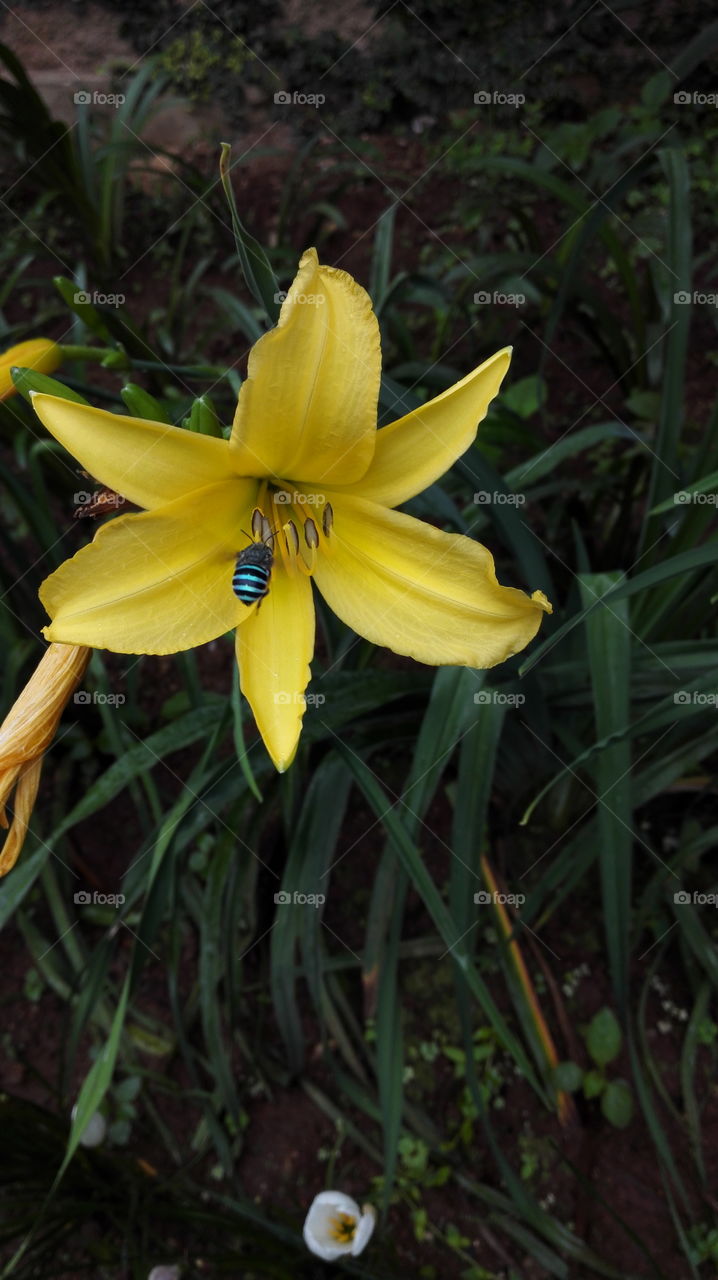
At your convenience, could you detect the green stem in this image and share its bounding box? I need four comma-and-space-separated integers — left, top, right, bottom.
59, 344, 112, 361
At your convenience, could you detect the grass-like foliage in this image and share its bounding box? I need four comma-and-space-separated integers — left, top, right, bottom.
1, 20, 717, 1280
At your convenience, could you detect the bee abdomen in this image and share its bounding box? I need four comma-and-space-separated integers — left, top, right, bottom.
233, 564, 270, 604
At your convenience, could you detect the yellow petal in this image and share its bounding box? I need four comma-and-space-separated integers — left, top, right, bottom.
0, 641, 90, 876
236, 566, 315, 772
0, 338, 62, 400
230, 248, 380, 486
339, 347, 511, 508
0, 759, 43, 876
40, 479, 256, 653
31, 393, 234, 510
0, 642, 90, 772
313, 494, 551, 668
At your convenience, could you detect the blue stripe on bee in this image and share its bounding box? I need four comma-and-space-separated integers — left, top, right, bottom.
233, 541, 274, 605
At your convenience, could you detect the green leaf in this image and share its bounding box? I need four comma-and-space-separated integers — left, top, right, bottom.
48, 703, 224, 843
580, 573, 632, 1011
370, 203, 398, 311
219, 142, 279, 326
53, 276, 112, 338
61, 976, 130, 1176
506, 422, 632, 490
501, 374, 547, 419
601, 1079, 634, 1128
521, 543, 718, 676
0, 846, 49, 928
639, 148, 692, 551
583, 1068, 606, 1100
553, 1061, 583, 1093
120, 382, 168, 422
185, 393, 223, 437
13, 369, 89, 406
586, 1007, 622, 1067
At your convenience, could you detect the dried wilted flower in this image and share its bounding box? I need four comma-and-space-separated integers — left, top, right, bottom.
0, 643, 90, 875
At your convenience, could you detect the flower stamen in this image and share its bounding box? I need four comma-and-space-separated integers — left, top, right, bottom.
274, 518, 299, 577
304, 517, 319, 550
328, 1211, 357, 1243
250, 505, 265, 540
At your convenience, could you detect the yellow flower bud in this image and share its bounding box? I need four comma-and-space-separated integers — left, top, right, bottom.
0, 338, 62, 401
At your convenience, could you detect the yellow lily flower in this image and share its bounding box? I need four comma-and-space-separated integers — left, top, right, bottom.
0, 337, 62, 400
31, 249, 551, 772
0, 643, 90, 875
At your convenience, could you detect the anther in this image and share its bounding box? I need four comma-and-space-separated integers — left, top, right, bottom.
251, 507, 264, 540
304, 517, 319, 549
322, 502, 334, 537
284, 520, 299, 556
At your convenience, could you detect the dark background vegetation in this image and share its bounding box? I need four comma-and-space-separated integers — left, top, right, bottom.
1, 1, 717, 1277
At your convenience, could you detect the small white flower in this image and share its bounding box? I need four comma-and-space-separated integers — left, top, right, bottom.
147, 1268, 180, 1280
70, 1105, 106, 1148
303, 1191, 376, 1261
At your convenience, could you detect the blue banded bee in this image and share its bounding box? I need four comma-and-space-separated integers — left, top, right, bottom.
232, 510, 276, 607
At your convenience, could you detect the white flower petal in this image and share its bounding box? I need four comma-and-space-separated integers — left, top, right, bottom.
352, 1205, 377, 1255
71, 1105, 106, 1148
